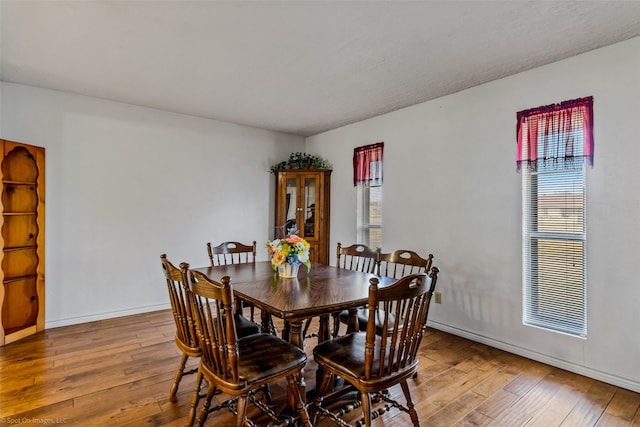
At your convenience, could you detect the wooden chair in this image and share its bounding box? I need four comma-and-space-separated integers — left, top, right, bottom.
344, 250, 432, 334
378, 249, 433, 279
185, 267, 311, 427
336, 242, 380, 274
162, 255, 261, 426
161, 254, 201, 410
333, 243, 380, 337
300, 242, 380, 340
339, 248, 433, 335
312, 269, 440, 426
206, 241, 256, 266
206, 241, 268, 330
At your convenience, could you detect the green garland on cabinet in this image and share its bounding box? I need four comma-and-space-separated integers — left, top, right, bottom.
270, 152, 332, 173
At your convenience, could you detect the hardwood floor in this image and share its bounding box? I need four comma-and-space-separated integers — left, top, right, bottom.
1, 309, 639, 426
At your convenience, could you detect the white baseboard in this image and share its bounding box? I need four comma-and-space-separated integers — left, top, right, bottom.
427, 320, 640, 394
45, 303, 171, 329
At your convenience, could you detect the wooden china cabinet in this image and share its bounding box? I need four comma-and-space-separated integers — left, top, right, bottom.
274, 169, 331, 265
0, 140, 45, 346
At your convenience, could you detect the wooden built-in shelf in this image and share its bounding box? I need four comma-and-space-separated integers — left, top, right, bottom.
0, 139, 45, 346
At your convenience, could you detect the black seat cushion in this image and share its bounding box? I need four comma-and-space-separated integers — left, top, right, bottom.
237, 333, 307, 383
338, 308, 397, 335
313, 332, 387, 380
217, 314, 260, 338
314, 332, 418, 383
232, 314, 261, 338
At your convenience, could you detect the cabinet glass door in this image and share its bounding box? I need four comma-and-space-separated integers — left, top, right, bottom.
303, 177, 317, 238
285, 177, 298, 235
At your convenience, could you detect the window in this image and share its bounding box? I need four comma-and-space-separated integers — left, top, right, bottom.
357, 183, 382, 248
517, 97, 593, 337
354, 143, 383, 248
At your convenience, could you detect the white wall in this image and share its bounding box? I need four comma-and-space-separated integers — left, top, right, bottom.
0, 83, 304, 327
306, 36, 640, 392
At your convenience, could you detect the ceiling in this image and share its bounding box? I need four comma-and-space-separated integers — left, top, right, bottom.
2, 1, 640, 137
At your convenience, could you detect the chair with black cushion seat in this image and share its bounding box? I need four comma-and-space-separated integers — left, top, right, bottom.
162, 255, 261, 426
207, 240, 275, 333
313, 269, 439, 426
161, 253, 201, 410
185, 267, 311, 427
378, 249, 433, 279
300, 242, 380, 340
339, 249, 433, 335
333, 243, 380, 337
206, 241, 256, 266
336, 242, 380, 274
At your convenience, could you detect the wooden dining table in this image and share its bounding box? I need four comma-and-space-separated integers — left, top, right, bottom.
192, 261, 397, 408
193, 261, 395, 346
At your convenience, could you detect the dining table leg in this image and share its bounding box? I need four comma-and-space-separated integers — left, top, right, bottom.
260, 310, 272, 334
346, 308, 359, 334
315, 314, 332, 400
317, 314, 330, 343
287, 320, 306, 408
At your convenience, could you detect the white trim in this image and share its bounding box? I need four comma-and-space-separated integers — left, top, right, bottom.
45, 303, 171, 329
427, 320, 640, 394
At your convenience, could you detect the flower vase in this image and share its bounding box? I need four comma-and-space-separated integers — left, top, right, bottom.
278, 263, 299, 278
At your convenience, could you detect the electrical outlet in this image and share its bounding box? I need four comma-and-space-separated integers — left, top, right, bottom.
434, 292, 442, 304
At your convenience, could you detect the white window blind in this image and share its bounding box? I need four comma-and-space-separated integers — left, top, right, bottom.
357, 184, 382, 248
520, 101, 590, 337
523, 167, 586, 336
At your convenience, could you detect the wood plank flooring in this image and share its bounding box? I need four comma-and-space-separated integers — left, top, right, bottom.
1, 309, 639, 426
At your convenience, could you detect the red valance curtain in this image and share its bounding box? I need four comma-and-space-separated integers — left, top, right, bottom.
353, 142, 384, 186
517, 97, 593, 172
